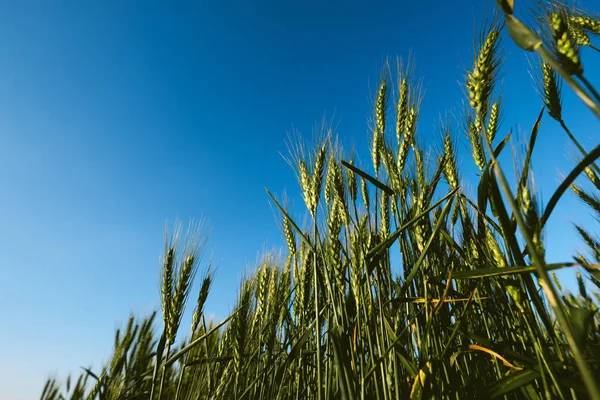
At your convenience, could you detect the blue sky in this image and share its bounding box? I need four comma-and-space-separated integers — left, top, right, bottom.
0, 1, 599, 398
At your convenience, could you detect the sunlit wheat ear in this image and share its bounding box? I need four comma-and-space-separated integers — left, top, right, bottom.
583, 164, 600, 185
169, 253, 196, 344
161, 246, 175, 339
549, 11, 584, 75
467, 27, 501, 132
375, 79, 387, 138
569, 14, 600, 35
551, 271, 563, 292
254, 262, 270, 333
347, 159, 357, 202
382, 145, 401, 193
486, 229, 507, 266
397, 106, 416, 174
570, 25, 592, 46
191, 269, 212, 333
487, 101, 501, 144
167, 221, 206, 345
468, 121, 486, 171
379, 194, 390, 239
360, 177, 370, 210
310, 143, 327, 216
541, 61, 563, 121
413, 144, 425, 191
161, 222, 181, 344
298, 160, 311, 211
324, 155, 336, 204
283, 214, 297, 257
442, 133, 459, 191
372, 80, 387, 177
396, 77, 408, 145
326, 198, 344, 295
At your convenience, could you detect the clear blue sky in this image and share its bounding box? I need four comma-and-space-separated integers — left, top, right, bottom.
1, 1, 598, 398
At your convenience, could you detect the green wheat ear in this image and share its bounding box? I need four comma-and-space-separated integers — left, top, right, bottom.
541, 61, 563, 121
487, 101, 500, 144
569, 14, 600, 35
467, 28, 501, 132
161, 225, 177, 344
372, 79, 387, 177
191, 269, 212, 333
549, 12, 584, 76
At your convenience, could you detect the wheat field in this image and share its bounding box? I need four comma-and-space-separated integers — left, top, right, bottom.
40, 1, 600, 399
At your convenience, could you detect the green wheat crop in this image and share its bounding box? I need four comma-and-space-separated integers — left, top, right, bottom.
40, 1, 600, 399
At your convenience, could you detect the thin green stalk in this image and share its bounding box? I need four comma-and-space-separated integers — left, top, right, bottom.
313, 216, 323, 400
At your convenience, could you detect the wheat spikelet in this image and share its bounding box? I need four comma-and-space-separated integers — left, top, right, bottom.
376, 80, 387, 138
396, 77, 408, 145
298, 160, 311, 210
347, 159, 357, 202
332, 160, 346, 204
443, 134, 459, 191
397, 107, 416, 174
552, 271, 563, 292
569, 14, 600, 35
468, 121, 486, 171
372, 80, 387, 177
327, 197, 343, 238
283, 215, 297, 257
549, 12, 584, 75
327, 199, 344, 297
161, 247, 175, 341
254, 263, 270, 330
487, 101, 500, 144
379, 194, 390, 239
541, 61, 563, 121
583, 166, 600, 188
191, 271, 212, 333
486, 230, 506, 266
570, 25, 591, 46
467, 29, 501, 132
413, 145, 425, 191
324, 155, 336, 204
360, 177, 370, 210
310, 144, 327, 215
382, 146, 401, 193
169, 253, 197, 344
